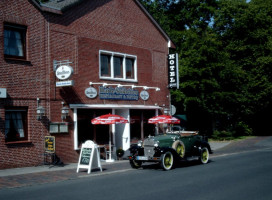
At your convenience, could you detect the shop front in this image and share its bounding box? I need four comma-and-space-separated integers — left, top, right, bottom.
70, 104, 161, 158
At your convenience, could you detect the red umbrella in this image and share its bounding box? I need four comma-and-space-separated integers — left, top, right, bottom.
91, 113, 128, 162
91, 113, 128, 124
148, 115, 180, 124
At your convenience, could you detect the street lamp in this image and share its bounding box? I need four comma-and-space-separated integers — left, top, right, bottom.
37, 98, 45, 120
61, 102, 69, 120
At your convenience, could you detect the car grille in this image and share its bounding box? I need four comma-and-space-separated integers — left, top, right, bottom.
143, 138, 155, 157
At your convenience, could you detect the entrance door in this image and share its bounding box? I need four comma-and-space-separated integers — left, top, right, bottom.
130, 109, 156, 144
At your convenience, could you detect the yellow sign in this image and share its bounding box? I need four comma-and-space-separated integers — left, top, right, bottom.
45, 136, 55, 153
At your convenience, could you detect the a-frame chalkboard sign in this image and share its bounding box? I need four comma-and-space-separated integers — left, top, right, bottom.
77, 140, 102, 174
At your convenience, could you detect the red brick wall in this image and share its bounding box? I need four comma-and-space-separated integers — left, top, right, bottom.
0, 0, 171, 168
0, 0, 50, 169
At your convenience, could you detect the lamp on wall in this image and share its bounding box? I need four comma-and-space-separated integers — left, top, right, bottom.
89, 82, 160, 91
37, 98, 45, 120
61, 102, 69, 120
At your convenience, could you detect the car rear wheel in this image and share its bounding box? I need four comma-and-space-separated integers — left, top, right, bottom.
129, 159, 142, 169
199, 147, 209, 164
172, 141, 185, 158
160, 151, 174, 170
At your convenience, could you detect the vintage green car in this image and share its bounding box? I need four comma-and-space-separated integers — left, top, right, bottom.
128, 130, 212, 170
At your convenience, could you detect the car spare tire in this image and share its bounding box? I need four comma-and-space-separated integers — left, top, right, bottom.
172, 140, 185, 158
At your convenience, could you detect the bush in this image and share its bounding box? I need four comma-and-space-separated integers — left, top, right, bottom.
234, 121, 253, 137
212, 130, 234, 140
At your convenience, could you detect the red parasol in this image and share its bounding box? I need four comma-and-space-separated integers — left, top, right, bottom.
148, 115, 180, 124
91, 113, 128, 125
91, 113, 128, 162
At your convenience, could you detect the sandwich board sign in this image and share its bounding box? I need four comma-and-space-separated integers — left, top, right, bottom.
76, 140, 102, 174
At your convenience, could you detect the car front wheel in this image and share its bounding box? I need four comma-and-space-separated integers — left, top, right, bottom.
129, 159, 142, 169
160, 151, 174, 170
199, 147, 209, 164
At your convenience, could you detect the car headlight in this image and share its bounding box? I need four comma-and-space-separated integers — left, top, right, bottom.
154, 141, 159, 147
137, 141, 143, 147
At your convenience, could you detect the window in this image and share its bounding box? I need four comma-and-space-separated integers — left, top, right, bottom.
100, 54, 111, 76
113, 56, 123, 78
5, 109, 28, 142
100, 50, 137, 81
4, 23, 27, 60
126, 58, 135, 79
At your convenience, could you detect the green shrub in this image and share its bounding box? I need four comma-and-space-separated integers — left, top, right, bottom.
234, 121, 253, 137
212, 130, 234, 140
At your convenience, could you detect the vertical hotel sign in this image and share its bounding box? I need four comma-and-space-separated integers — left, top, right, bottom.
168, 53, 179, 89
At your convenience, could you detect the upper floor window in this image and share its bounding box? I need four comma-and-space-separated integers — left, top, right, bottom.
5, 108, 28, 142
4, 23, 27, 60
100, 50, 137, 81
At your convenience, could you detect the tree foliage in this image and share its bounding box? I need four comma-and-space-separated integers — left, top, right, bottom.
139, 0, 272, 137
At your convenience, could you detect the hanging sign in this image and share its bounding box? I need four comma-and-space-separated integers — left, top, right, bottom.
55, 65, 74, 80
168, 53, 179, 89
99, 86, 139, 101
56, 80, 74, 87
140, 90, 149, 101
45, 136, 55, 153
85, 87, 98, 98
77, 140, 102, 174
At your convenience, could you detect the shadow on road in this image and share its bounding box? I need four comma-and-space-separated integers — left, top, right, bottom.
140, 159, 214, 171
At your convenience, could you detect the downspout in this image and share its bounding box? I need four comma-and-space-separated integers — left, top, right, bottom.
47, 15, 51, 121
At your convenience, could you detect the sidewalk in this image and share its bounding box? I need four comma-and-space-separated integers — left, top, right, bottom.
0, 141, 228, 176
0, 141, 232, 189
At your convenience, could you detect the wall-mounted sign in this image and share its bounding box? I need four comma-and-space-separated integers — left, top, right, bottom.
56, 80, 74, 87
140, 90, 149, 101
85, 87, 97, 98
55, 65, 73, 80
77, 140, 102, 174
168, 53, 179, 89
170, 105, 176, 115
99, 86, 139, 101
45, 136, 55, 153
0, 88, 7, 98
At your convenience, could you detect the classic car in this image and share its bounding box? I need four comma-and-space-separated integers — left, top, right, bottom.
128, 130, 213, 170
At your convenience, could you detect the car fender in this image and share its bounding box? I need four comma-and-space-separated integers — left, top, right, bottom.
198, 141, 213, 154
129, 144, 144, 155
159, 147, 180, 160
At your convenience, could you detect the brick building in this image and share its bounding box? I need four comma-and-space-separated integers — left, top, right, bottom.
0, 0, 175, 169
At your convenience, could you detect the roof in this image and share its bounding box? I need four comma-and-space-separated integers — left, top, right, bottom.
32, 0, 85, 14
32, 0, 175, 48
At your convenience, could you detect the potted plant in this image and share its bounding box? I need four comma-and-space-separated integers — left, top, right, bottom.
116, 148, 125, 160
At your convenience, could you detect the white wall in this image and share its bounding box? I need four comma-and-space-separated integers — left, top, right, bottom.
115, 109, 130, 151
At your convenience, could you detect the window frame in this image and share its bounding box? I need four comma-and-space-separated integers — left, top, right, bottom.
5, 108, 28, 143
99, 50, 137, 82
4, 22, 27, 60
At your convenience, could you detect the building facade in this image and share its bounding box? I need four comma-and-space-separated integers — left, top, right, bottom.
0, 0, 175, 169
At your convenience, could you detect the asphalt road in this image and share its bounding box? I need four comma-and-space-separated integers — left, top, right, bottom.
1, 137, 272, 200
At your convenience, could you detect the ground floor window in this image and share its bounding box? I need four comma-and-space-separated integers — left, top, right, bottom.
76, 109, 157, 146
5, 108, 28, 142
130, 109, 156, 143
77, 109, 111, 147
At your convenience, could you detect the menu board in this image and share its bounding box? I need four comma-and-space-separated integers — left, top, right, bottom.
77, 140, 102, 174
45, 136, 55, 153
79, 148, 92, 165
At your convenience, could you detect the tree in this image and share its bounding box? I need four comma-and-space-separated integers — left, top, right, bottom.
140, 0, 272, 137
214, 0, 272, 135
